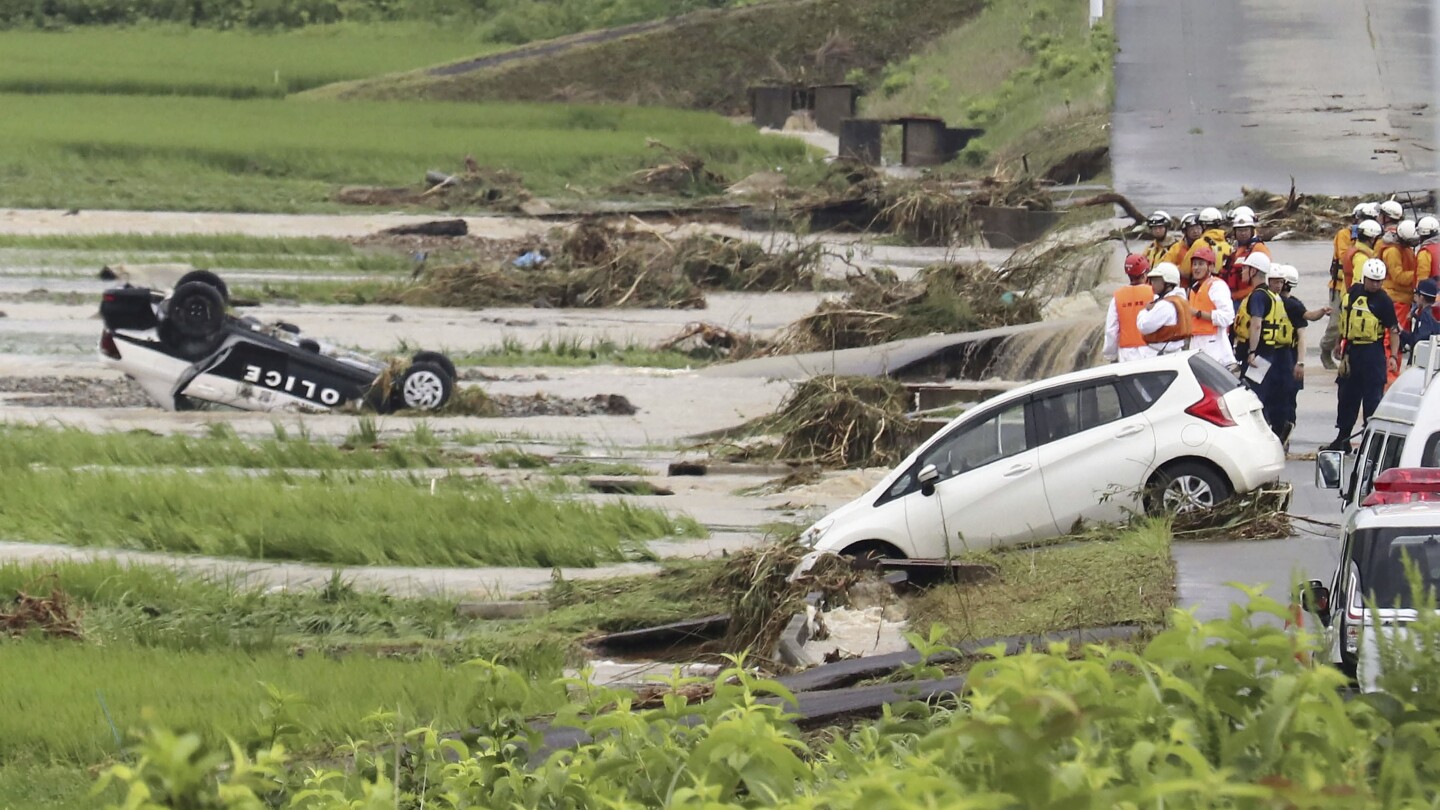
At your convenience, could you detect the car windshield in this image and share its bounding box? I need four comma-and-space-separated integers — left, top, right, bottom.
1352, 527, 1440, 609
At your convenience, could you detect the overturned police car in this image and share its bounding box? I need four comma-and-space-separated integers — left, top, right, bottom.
98, 271, 456, 413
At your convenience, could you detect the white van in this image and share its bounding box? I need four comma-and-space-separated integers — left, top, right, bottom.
797, 352, 1285, 562
1316, 338, 1440, 507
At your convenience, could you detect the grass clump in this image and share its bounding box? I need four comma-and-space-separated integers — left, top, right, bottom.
907, 519, 1175, 641
0, 466, 702, 567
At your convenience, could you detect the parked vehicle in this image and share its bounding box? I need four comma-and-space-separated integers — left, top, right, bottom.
1315, 337, 1440, 510
97, 271, 456, 413
797, 352, 1285, 562
1294, 468, 1440, 690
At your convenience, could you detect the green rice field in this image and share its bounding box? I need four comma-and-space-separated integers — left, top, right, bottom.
0, 93, 809, 211
0, 25, 496, 98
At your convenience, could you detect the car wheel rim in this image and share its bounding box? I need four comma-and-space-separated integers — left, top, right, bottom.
403, 371, 445, 409
181, 300, 213, 324
1163, 475, 1215, 514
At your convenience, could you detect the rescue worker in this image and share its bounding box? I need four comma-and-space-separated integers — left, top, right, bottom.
1401, 277, 1440, 355
1103, 254, 1154, 363
1223, 209, 1270, 308
1240, 264, 1299, 439
1136, 262, 1193, 355
1379, 219, 1419, 386
1326, 258, 1402, 452
1379, 199, 1405, 230
1276, 264, 1330, 446
1163, 212, 1204, 279
1182, 207, 1233, 287
1341, 219, 1383, 286
1414, 216, 1440, 292
1186, 245, 1236, 366
1140, 211, 1173, 270
1321, 203, 1371, 370
1230, 252, 1272, 356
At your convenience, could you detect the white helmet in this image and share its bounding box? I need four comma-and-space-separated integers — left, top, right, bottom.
1232, 211, 1258, 228
1147, 262, 1181, 286
1381, 200, 1405, 220
1276, 264, 1300, 286
1358, 219, 1383, 238
1362, 258, 1388, 281
1231, 205, 1255, 221
1146, 210, 1172, 227
1240, 252, 1272, 273
1398, 219, 1420, 244
1419, 216, 1440, 238
1199, 207, 1225, 227
1353, 203, 1369, 218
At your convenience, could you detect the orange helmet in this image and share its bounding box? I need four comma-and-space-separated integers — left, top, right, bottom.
1191, 246, 1217, 264
1124, 254, 1150, 278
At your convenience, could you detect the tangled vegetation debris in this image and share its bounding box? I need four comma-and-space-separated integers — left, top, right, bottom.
619, 139, 727, 196
334, 161, 532, 212
1171, 485, 1293, 541
766, 375, 919, 468
393, 219, 823, 309
710, 540, 857, 657
2, 580, 83, 640
775, 262, 1041, 353
1224, 186, 1437, 239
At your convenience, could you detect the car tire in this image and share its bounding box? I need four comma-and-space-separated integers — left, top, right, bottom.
411, 351, 458, 381
394, 362, 453, 411
173, 270, 229, 303
157, 320, 221, 361
166, 281, 226, 341
1147, 462, 1231, 515
839, 540, 905, 571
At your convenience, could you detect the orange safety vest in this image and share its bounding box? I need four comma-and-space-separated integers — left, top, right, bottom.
1188, 276, 1221, 336
1381, 241, 1417, 299
1343, 242, 1376, 287
1418, 242, 1440, 284
1145, 296, 1194, 345
1114, 284, 1151, 348
1226, 242, 1269, 303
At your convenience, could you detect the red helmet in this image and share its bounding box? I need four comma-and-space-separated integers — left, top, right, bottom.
1124, 254, 1150, 278
1190, 246, 1217, 264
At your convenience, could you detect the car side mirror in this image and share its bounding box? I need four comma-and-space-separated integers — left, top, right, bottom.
918, 464, 939, 497
1297, 579, 1331, 616
1315, 450, 1344, 490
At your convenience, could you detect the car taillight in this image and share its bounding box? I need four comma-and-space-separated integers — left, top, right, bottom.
1184, 384, 1235, 427
1361, 467, 1440, 505
99, 330, 120, 359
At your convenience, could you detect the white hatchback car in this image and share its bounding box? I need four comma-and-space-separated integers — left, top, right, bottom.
798, 352, 1285, 560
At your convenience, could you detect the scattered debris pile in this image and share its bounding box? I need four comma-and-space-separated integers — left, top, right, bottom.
398, 220, 822, 310
2, 581, 83, 640
709, 541, 858, 657
768, 375, 920, 468
775, 262, 1041, 353
1224, 186, 1438, 239
1172, 485, 1293, 541
657, 322, 772, 360
620, 139, 727, 196
334, 161, 532, 212
794, 165, 1054, 246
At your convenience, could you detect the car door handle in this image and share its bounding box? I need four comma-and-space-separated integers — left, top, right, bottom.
1002, 462, 1032, 477
1115, 425, 1145, 438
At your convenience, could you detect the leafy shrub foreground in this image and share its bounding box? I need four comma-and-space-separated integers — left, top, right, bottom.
98, 588, 1440, 809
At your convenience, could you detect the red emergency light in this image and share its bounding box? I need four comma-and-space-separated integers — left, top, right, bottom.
1362, 468, 1440, 506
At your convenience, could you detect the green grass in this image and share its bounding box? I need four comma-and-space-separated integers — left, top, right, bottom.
0, 641, 496, 766
0, 764, 97, 810
0, 233, 357, 254
859, 0, 1113, 179
907, 520, 1176, 642
0, 25, 498, 99
0, 465, 703, 566
0, 94, 810, 212
455, 335, 716, 369
0, 422, 465, 470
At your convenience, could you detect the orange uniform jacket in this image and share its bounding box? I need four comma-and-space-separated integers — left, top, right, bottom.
1344, 242, 1377, 287
1226, 241, 1270, 303
1380, 241, 1417, 300
1114, 285, 1151, 348
1331, 226, 1355, 292
1416, 242, 1440, 286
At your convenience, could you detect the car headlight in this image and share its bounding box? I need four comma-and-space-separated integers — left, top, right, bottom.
798, 518, 835, 548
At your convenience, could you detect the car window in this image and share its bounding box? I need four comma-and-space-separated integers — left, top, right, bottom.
1353, 528, 1440, 609
1033, 382, 1125, 444
1423, 431, 1440, 467
1357, 431, 1407, 498
1188, 352, 1240, 392
1120, 371, 1178, 414
918, 402, 1029, 482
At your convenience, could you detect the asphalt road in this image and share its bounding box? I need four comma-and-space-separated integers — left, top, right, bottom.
1113, 0, 1439, 211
